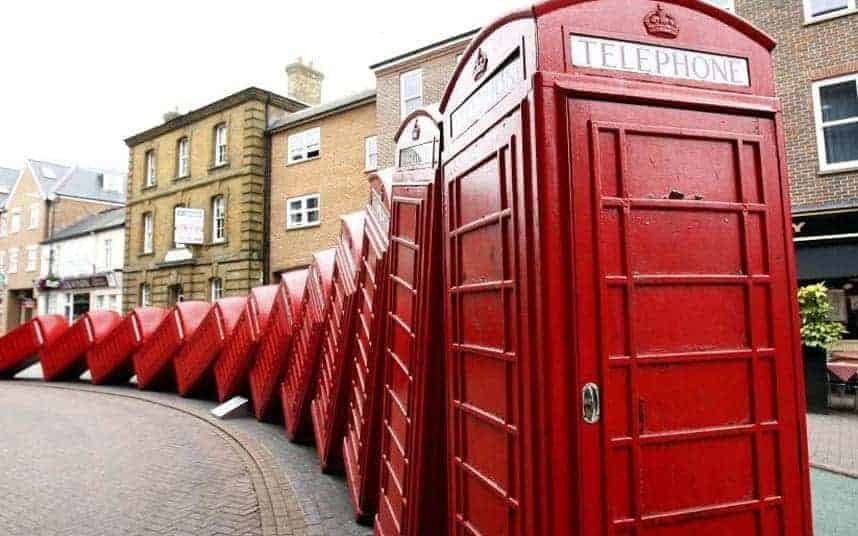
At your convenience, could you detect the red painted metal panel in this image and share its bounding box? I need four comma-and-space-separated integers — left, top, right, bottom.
310, 211, 366, 471
281, 248, 336, 441
249, 269, 308, 421
214, 285, 280, 401
174, 297, 247, 397
341, 171, 396, 519
0, 315, 68, 377
374, 174, 445, 536
88, 307, 168, 385
40, 310, 121, 381
436, 1, 812, 534
132, 301, 211, 391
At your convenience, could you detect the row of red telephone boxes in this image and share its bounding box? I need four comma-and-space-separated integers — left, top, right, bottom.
0, 111, 444, 535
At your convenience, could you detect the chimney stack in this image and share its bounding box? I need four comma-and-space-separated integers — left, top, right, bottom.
163, 109, 181, 123
286, 57, 324, 106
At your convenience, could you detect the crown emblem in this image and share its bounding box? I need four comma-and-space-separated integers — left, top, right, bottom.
644, 4, 679, 38
473, 48, 488, 81
411, 120, 421, 141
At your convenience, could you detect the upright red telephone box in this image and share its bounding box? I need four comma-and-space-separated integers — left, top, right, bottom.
342, 169, 394, 519
281, 248, 337, 441
374, 107, 447, 535
310, 211, 366, 470
440, 1, 812, 534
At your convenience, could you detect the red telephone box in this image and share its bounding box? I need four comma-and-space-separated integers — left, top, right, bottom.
40, 310, 122, 381
440, 1, 812, 534
133, 301, 212, 391
214, 285, 279, 401
342, 169, 394, 519
88, 307, 168, 385
281, 248, 336, 441
311, 210, 367, 470
373, 107, 447, 535
174, 297, 247, 397
249, 269, 308, 421
0, 315, 68, 377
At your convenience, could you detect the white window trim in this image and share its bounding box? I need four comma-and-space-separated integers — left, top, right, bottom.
8, 248, 18, 273
803, 0, 857, 23
286, 193, 321, 230
26, 245, 37, 272
812, 72, 858, 173
215, 124, 228, 166
212, 196, 226, 243
365, 135, 378, 171
143, 213, 154, 254
28, 203, 40, 230
703, 0, 736, 12
210, 278, 223, 301
140, 283, 151, 307
400, 69, 423, 118
177, 137, 190, 178
10, 209, 21, 234
0, 214, 7, 237
286, 127, 321, 165
0, 251, 6, 272
145, 150, 156, 187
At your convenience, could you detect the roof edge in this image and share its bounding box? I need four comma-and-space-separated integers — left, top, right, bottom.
370, 28, 480, 71
267, 90, 376, 134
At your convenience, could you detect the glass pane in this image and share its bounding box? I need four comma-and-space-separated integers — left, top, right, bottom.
703, 0, 733, 10
824, 122, 858, 164
291, 213, 303, 224
404, 96, 422, 116
809, 0, 849, 16
403, 72, 421, 96
305, 128, 320, 145
821, 80, 858, 123
306, 197, 319, 209
307, 210, 319, 223
290, 200, 302, 210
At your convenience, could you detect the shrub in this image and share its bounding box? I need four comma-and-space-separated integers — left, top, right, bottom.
798, 283, 846, 349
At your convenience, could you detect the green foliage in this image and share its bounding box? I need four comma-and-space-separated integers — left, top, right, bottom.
798, 283, 846, 348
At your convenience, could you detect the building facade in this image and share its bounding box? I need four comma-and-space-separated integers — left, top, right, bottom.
0, 160, 125, 333
123, 87, 307, 310
371, 30, 476, 170
39, 208, 125, 322
266, 89, 377, 276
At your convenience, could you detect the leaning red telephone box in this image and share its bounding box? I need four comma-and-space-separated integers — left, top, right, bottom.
0, 315, 68, 377
373, 107, 447, 535
342, 169, 394, 519
440, 1, 812, 534
40, 310, 121, 381
310, 210, 366, 470
132, 301, 211, 390
281, 248, 336, 441
248, 269, 308, 421
174, 297, 247, 397
214, 285, 279, 401
88, 307, 168, 385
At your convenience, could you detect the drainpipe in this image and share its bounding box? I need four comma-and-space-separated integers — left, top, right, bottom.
262, 94, 272, 285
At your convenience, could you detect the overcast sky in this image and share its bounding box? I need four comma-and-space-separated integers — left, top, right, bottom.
0, 0, 529, 173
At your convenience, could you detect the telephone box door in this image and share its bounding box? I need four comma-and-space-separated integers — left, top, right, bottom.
570, 99, 807, 534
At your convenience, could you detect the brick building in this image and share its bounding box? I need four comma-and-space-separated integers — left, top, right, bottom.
371, 29, 477, 170
123, 85, 306, 310
0, 160, 125, 333
266, 89, 377, 276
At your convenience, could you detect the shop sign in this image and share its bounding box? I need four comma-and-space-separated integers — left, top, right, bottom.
174, 207, 205, 245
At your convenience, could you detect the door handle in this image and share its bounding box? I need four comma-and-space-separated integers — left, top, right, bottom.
582, 382, 601, 424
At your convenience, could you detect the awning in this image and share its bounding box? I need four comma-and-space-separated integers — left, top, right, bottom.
796, 242, 858, 281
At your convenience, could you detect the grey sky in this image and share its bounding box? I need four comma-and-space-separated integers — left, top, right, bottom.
0, 0, 528, 173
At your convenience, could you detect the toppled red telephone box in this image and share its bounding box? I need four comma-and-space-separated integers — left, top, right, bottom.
40, 310, 122, 381
281, 248, 336, 441
88, 307, 168, 385
132, 301, 212, 390
174, 297, 247, 397
213, 285, 280, 402
310, 210, 366, 471
0, 315, 68, 377
248, 269, 308, 421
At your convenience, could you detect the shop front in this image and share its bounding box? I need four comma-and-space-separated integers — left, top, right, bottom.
38, 272, 123, 323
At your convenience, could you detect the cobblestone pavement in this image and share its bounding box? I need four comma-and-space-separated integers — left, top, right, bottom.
0, 377, 369, 536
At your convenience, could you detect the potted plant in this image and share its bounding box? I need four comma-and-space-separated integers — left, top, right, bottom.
798, 283, 845, 413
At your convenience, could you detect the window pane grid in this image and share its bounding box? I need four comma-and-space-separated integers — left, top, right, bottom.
213, 196, 226, 242
286, 194, 321, 230
815, 75, 858, 170
287, 127, 322, 164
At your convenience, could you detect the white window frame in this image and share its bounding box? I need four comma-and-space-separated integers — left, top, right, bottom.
63, 292, 73, 322
26, 245, 37, 272
96, 294, 105, 310
8, 248, 18, 273
142, 212, 154, 254
287, 127, 321, 165
286, 193, 321, 230
110, 294, 120, 312
812, 73, 858, 173
145, 150, 156, 187
210, 277, 223, 301
103, 238, 113, 271
0, 251, 5, 272
212, 195, 226, 243
177, 137, 190, 178
803, 0, 857, 23
214, 124, 228, 166
400, 69, 423, 118
702, 0, 736, 12
29, 203, 39, 230
0, 214, 7, 237
365, 135, 378, 171
140, 283, 151, 307
10, 209, 21, 234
